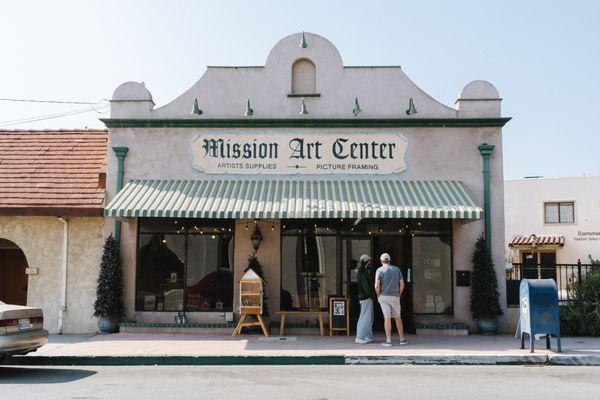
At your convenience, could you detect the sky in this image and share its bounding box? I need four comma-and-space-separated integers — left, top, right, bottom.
1, 0, 599, 179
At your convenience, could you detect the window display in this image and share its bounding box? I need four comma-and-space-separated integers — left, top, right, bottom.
281, 222, 337, 310
136, 219, 234, 312
411, 236, 452, 314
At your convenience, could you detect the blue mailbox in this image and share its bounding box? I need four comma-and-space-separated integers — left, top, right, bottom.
516, 279, 561, 353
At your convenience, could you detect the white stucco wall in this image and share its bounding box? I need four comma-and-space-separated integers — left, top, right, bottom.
505, 176, 600, 263
0, 216, 104, 333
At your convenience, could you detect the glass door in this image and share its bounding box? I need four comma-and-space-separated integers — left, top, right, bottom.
373, 235, 414, 334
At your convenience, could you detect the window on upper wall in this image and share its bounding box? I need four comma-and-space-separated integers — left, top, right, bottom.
544, 202, 575, 224
291, 59, 316, 94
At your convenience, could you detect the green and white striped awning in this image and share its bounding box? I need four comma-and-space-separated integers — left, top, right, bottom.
104, 179, 483, 219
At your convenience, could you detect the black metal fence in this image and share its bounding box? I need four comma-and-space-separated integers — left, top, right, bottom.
506, 260, 599, 305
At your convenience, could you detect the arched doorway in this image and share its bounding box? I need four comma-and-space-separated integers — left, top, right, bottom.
0, 238, 28, 305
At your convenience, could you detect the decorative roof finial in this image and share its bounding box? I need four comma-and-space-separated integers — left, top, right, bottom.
299, 98, 309, 115
300, 31, 307, 48
244, 99, 254, 117
191, 98, 203, 115
405, 98, 417, 116
353, 97, 362, 117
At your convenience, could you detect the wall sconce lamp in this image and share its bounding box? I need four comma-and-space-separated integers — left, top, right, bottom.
251, 225, 263, 252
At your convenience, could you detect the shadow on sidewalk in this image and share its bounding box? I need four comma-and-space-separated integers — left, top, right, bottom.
0, 365, 96, 384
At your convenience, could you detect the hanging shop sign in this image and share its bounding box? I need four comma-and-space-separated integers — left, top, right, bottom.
190, 132, 408, 174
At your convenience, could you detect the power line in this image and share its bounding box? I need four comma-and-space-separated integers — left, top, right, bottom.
0, 104, 110, 127
0, 98, 109, 105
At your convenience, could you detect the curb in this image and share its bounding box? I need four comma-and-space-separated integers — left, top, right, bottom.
548, 355, 600, 366
3, 355, 345, 366
4, 354, 600, 367
345, 355, 548, 365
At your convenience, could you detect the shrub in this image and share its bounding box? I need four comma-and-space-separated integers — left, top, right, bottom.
93, 235, 125, 319
560, 269, 600, 336
470, 235, 503, 320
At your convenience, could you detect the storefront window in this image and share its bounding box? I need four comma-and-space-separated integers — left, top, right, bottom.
281, 223, 337, 310
136, 219, 234, 312
411, 236, 452, 314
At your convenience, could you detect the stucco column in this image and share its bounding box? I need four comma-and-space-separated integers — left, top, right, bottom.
112, 146, 129, 245
478, 143, 495, 250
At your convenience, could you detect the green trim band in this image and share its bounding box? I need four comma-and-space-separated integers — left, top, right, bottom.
102, 117, 511, 128
287, 93, 321, 98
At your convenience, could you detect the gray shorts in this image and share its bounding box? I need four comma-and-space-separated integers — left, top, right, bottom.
378, 295, 401, 318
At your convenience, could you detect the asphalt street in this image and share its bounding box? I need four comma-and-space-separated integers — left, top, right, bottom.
1, 365, 599, 400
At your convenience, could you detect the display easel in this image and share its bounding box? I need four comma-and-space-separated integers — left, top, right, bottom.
232, 268, 269, 336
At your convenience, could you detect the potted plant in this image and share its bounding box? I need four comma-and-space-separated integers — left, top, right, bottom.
93, 235, 125, 333
470, 235, 503, 334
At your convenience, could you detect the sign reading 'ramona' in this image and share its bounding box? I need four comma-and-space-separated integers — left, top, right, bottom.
191, 132, 408, 174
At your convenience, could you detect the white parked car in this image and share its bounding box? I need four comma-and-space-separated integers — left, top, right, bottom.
0, 301, 48, 359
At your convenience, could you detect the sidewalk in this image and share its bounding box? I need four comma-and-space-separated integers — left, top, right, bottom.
5, 333, 600, 366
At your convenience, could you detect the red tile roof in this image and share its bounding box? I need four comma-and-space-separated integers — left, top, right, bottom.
509, 235, 565, 248
0, 129, 107, 216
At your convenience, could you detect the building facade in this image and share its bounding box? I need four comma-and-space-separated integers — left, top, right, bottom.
504, 176, 600, 264
504, 175, 600, 331
103, 33, 509, 332
505, 175, 600, 265
0, 130, 107, 333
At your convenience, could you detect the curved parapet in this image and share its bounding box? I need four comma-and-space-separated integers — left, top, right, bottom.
108, 33, 504, 121
110, 82, 154, 118
456, 80, 501, 118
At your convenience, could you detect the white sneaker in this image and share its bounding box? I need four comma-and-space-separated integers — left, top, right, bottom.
381, 340, 393, 347
355, 338, 369, 344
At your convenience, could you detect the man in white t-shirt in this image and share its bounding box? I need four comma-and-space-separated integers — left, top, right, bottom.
375, 253, 408, 347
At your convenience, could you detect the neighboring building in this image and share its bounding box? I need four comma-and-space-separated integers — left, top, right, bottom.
103, 33, 510, 333
0, 129, 107, 333
505, 175, 600, 265
504, 175, 600, 331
